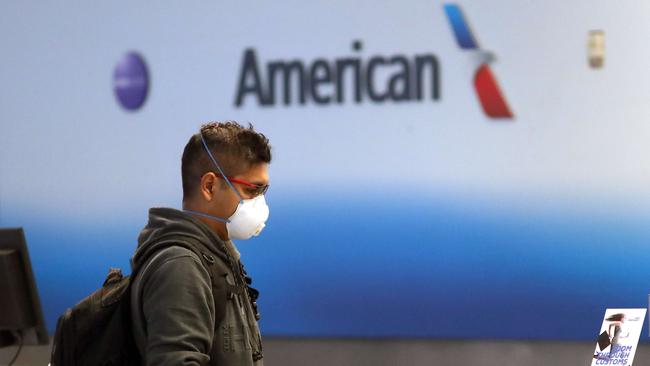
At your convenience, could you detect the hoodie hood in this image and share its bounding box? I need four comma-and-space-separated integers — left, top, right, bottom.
131, 207, 241, 270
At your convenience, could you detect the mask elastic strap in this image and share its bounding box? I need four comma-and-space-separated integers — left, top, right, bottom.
200, 133, 243, 201
183, 209, 230, 224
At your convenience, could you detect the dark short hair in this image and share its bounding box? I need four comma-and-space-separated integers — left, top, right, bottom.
606, 313, 625, 322
182, 121, 272, 200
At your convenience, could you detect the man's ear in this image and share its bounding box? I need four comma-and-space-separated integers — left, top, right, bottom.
199, 172, 218, 201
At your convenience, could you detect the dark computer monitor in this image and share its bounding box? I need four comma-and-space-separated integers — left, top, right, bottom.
0, 228, 48, 347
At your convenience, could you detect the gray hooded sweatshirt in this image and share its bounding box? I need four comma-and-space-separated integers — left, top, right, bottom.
130, 207, 264, 366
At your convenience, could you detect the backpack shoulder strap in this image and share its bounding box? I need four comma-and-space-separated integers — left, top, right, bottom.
133, 234, 240, 328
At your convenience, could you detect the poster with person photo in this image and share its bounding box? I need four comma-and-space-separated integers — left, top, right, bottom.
592, 308, 646, 366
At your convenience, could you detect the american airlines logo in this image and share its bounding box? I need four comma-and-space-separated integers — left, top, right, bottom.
443, 3, 514, 119
233, 3, 513, 120
233, 41, 440, 107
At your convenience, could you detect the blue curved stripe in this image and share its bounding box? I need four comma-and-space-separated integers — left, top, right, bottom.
444, 4, 478, 49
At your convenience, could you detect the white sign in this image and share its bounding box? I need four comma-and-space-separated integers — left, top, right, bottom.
591, 308, 646, 366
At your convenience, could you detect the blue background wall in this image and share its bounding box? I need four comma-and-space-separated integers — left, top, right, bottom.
1, 0, 650, 340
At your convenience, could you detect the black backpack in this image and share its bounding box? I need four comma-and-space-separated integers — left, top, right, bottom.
49, 235, 235, 366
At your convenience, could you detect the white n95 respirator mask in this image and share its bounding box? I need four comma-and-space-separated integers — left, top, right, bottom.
225, 194, 269, 240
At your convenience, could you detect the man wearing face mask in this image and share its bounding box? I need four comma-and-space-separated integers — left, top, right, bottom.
129, 121, 271, 366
